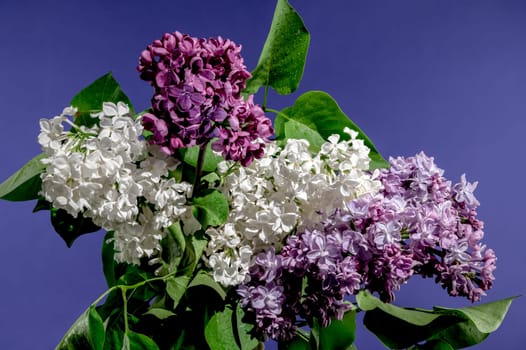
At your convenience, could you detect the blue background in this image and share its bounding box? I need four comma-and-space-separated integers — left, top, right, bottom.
0, 0, 525, 349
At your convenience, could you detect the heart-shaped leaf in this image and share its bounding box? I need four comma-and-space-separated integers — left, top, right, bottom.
71, 72, 135, 128
205, 307, 239, 350
357, 291, 460, 348
0, 153, 46, 202
275, 91, 389, 169
166, 275, 192, 307
122, 331, 160, 350
188, 271, 227, 301
427, 296, 517, 349
235, 304, 259, 350
356, 291, 517, 349
244, 0, 309, 96
318, 309, 357, 350
180, 143, 224, 173
192, 189, 229, 228
56, 306, 106, 350
51, 208, 101, 247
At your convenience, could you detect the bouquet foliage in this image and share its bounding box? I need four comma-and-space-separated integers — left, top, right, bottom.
0, 1, 515, 349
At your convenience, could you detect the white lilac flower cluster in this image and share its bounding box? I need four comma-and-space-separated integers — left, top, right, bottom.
206, 128, 382, 286
38, 102, 195, 264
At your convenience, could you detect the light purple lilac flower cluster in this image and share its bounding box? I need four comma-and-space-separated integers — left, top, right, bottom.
137, 32, 273, 166
379, 152, 495, 301
238, 152, 496, 341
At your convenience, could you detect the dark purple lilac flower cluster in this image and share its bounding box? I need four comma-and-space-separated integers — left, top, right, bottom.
137, 32, 273, 166
237, 152, 496, 341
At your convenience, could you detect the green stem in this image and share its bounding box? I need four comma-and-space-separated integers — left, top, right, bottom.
191, 143, 208, 199
122, 287, 129, 335
64, 118, 97, 137
92, 286, 119, 306
265, 108, 281, 115
120, 272, 175, 291
262, 85, 269, 111
296, 328, 310, 342
90, 271, 177, 310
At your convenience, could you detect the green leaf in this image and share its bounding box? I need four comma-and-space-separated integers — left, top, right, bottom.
428, 320, 489, 349
123, 331, 160, 350
88, 306, 106, 350
235, 304, 259, 350
357, 291, 440, 326
205, 307, 239, 350
102, 231, 117, 287
51, 208, 101, 247
71, 72, 135, 128
192, 189, 229, 228
188, 271, 227, 301
165, 222, 186, 273
177, 231, 208, 278
143, 308, 176, 320
101, 308, 125, 350
56, 306, 105, 350
159, 221, 186, 274
201, 172, 221, 187
191, 231, 208, 261
275, 91, 389, 169
117, 266, 158, 302
283, 119, 326, 153
180, 143, 224, 173
96, 290, 123, 326
56, 311, 91, 349
318, 309, 357, 350
279, 336, 309, 350
433, 296, 516, 334
187, 231, 208, 273
427, 296, 517, 349
0, 153, 46, 201
166, 275, 192, 307
356, 291, 460, 349
33, 197, 51, 212
244, 0, 309, 96
170, 328, 186, 350
356, 291, 517, 349
310, 324, 320, 349
104, 327, 124, 350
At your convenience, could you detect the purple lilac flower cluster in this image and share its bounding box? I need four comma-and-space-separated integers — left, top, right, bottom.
379, 152, 495, 301
237, 152, 496, 341
137, 32, 273, 166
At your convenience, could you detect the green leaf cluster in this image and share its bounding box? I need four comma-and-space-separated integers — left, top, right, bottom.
356, 291, 516, 349
242, 0, 388, 169
276, 291, 515, 350
57, 224, 233, 349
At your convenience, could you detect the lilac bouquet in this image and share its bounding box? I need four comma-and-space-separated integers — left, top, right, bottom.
0, 1, 514, 349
